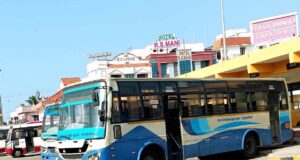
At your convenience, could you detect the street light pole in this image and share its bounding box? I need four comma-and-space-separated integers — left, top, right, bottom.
221, 0, 227, 60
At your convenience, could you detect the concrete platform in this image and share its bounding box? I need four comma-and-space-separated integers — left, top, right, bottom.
265, 128, 300, 160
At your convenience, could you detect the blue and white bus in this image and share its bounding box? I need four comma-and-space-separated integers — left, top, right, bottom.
55, 78, 292, 160
41, 105, 60, 160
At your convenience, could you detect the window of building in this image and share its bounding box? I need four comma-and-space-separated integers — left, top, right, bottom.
161, 63, 167, 78
32, 115, 39, 121
151, 63, 159, 78
137, 74, 148, 78
124, 74, 134, 78
217, 52, 221, 60
200, 60, 209, 68
240, 46, 246, 55
192, 61, 201, 71
173, 62, 178, 76
181, 94, 206, 117
111, 75, 122, 78
179, 60, 192, 75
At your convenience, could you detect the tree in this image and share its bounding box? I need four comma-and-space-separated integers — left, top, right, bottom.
26, 95, 39, 105
26, 90, 41, 105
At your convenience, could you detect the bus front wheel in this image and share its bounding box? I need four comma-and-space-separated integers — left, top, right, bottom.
140, 150, 159, 160
242, 134, 258, 158
13, 149, 23, 158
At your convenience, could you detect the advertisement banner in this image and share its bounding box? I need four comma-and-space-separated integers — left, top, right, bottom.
250, 12, 298, 45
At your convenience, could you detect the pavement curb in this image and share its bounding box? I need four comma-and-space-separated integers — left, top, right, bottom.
267, 156, 300, 160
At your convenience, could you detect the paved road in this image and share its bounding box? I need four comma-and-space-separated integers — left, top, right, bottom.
0, 143, 298, 160
0, 154, 40, 160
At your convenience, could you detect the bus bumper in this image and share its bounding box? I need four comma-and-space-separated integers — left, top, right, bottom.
82, 148, 110, 160
41, 151, 61, 160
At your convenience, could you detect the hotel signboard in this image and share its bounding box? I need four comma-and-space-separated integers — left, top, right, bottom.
250, 12, 298, 45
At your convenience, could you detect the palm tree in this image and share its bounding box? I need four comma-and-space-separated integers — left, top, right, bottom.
26, 95, 39, 105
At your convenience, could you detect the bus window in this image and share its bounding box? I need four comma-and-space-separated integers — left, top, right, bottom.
180, 94, 205, 117
280, 92, 288, 110
139, 82, 159, 93
111, 93, 121, 123
247, 81, 265, 91
227, 81, 247, 91
250, 92, 267, 111
160, 82, 177, 93
206, 93, 227, 115
142, 95, 162, 119
120, 96, 142, 122
178, 81, 203, 93
230, 92, 249, 113
118, 81, 139, 94
203, 81, 226, 92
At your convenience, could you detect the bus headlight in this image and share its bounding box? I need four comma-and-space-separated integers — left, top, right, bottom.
88, 153, 100, 160
42, 147, 47, 152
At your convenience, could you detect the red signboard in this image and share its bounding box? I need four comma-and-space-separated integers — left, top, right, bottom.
250, 13, 298, 45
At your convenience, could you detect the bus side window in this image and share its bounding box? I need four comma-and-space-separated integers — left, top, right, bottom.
232, 92, 248, 113
181, 94, 206, 117
142, 95, 162, 120
120, 96, 142, 122
280, 92, 288, 110
111, 94, 121, 123
206, 93, 226, 115
250, 92, 267, 111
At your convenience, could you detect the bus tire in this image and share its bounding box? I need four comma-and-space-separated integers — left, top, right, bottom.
242, 134, 258, 158
140, 150, 159, 160
13, 149, 23, 158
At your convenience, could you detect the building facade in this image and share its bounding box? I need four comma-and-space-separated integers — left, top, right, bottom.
87, 34, 216, 79
9, 105, 39, 124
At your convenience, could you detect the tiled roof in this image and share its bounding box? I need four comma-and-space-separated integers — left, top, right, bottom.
108, 63, 150, 68
213, 37, 251, 50
43, 90, 63, 106
61, 77, 81, 86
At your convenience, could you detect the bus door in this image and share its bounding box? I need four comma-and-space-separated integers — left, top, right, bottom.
162, 94, 183, 160
23, 129, 35, 153
267, 91, 281, 143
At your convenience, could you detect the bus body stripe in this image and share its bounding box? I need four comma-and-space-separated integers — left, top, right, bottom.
64, 84, 100, 94
60, 99, 92, 108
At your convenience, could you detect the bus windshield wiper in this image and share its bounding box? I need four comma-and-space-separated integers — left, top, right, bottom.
56, 135, 72, 141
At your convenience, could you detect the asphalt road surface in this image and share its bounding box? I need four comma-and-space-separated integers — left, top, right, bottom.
0, 143, 298, 160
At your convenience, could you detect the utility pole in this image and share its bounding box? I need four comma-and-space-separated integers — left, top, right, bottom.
221, 0, 227, 60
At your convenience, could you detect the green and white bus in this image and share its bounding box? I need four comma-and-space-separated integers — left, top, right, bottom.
55, 78, 292, 160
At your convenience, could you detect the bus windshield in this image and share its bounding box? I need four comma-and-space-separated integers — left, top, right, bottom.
42, 106, 60, 139
58, 83, 106, 140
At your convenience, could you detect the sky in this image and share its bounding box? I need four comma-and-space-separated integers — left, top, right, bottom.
0, 0, 299, 121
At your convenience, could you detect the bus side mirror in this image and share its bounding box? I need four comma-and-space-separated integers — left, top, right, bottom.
98, 110, 106, 122
93, 89, 100, 107
113, 125, 122, 139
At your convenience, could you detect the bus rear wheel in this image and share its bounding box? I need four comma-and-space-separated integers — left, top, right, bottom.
140, 150, 159, 160
242, 134, 258, 159
13, 149, 23, 158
